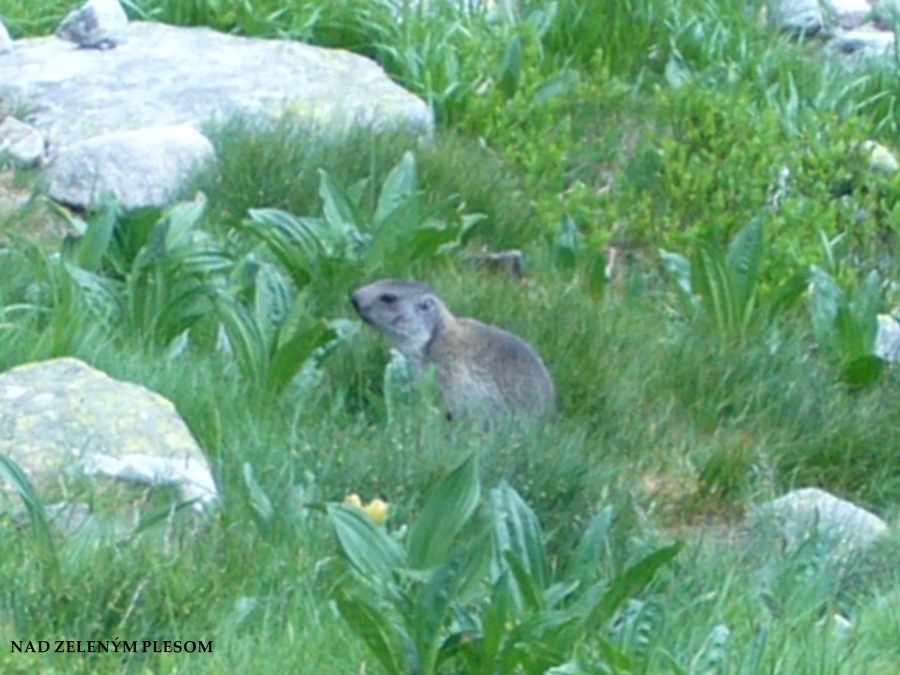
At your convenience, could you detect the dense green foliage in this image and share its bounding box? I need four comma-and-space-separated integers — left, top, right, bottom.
2, 0, 900, 672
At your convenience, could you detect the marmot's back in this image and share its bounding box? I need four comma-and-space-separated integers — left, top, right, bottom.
350, 279, 555, 423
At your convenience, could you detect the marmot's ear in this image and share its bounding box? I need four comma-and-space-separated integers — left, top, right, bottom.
417, 294, 437, 313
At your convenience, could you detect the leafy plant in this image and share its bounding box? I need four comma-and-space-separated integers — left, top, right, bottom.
240, 151, 482, 288
324, 454, 680, 674
808, 266, 885, 388
56, 194, 344, 392
661, 217, 807, 346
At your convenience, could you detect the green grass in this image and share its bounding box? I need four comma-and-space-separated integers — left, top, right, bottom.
2, 0, 900, 671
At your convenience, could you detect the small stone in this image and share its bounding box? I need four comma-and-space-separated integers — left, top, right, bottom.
0, 116, 46, 167
863, 140, 900, 174
57, 0, 128, 50
832, 29, 897, 58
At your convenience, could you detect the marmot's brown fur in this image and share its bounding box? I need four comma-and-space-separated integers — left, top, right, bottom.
350, 279, 555, 423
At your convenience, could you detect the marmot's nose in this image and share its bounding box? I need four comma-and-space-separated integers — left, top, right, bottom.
349, 292, 361, 312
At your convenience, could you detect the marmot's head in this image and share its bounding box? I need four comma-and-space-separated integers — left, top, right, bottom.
350, 279, 446, 358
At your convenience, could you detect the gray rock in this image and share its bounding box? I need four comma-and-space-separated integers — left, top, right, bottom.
750, 488, 888, 565
57, 0, 128, 50
46, 124, 215, 209
875, 314, 900, 362
468, 249, 524, 279
824, 0, 873, 28
0, 357, 218, 513
0, 116, 46, 166
768, 0, 824, 34
768, 0, 872, 32
0, 21, 432, 209
831, 28, 897, 57
864, 140, 900, 173
0, 19, 11, 55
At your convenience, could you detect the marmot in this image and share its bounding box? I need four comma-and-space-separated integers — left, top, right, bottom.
350, 279, 555, 423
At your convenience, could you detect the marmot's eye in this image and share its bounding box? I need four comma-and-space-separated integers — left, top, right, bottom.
379, 293, 398, 304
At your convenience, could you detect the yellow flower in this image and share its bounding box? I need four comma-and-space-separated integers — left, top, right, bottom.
343, 493, 363, 509
363, 498, 390, 525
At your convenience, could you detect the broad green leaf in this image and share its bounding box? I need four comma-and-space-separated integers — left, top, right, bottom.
152, 282, 214, 346
768, 270, 809, 322
160, 193, 207, 251
267, 322, 337, 394
849, 270, 881, 350
553, 214, 581, 271
408, 454, 480, 570
364, 198, 430, 272
531, 70, 579, 108
505, 550, 545, 613
0, 453, 55, 560
583, 252, 607, 300
660, 248, 696, 318
413, 550, 468, 673
133, 498, 200, 535
489, 483, 550, 591
840, 354, 885, 389
244, 209, 328, 287
71, 199, 119, 272
335, 593, 406, 675
242, 463, 274, 524
809, 266, 843, 356
566, 506, 613, 585
319, 169, 367, 235
395, 223, 463, 265
725, 217, 764, 310
374, 151, 418, 227
587, 543, 681, 629
503, 611, 582, 671
213, 290, 268, 386
253, 263, 293, 349
64, 264, 124, 323
482, 570, 517, 665
499, 35, 523, 99
328, 504, 406, 586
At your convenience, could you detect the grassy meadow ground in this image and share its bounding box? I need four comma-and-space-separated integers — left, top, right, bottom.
2, 0, 900, 672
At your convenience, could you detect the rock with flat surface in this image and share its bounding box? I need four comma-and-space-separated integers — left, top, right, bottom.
47, 124, 214, 209
0, 21, 432, 209
749, 488, 888, 565
0, 358, 217, 514
0, 116, 46, 166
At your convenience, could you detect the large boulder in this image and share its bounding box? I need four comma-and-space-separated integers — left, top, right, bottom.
0, 358, 217, 520
0, 20, 432, 209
